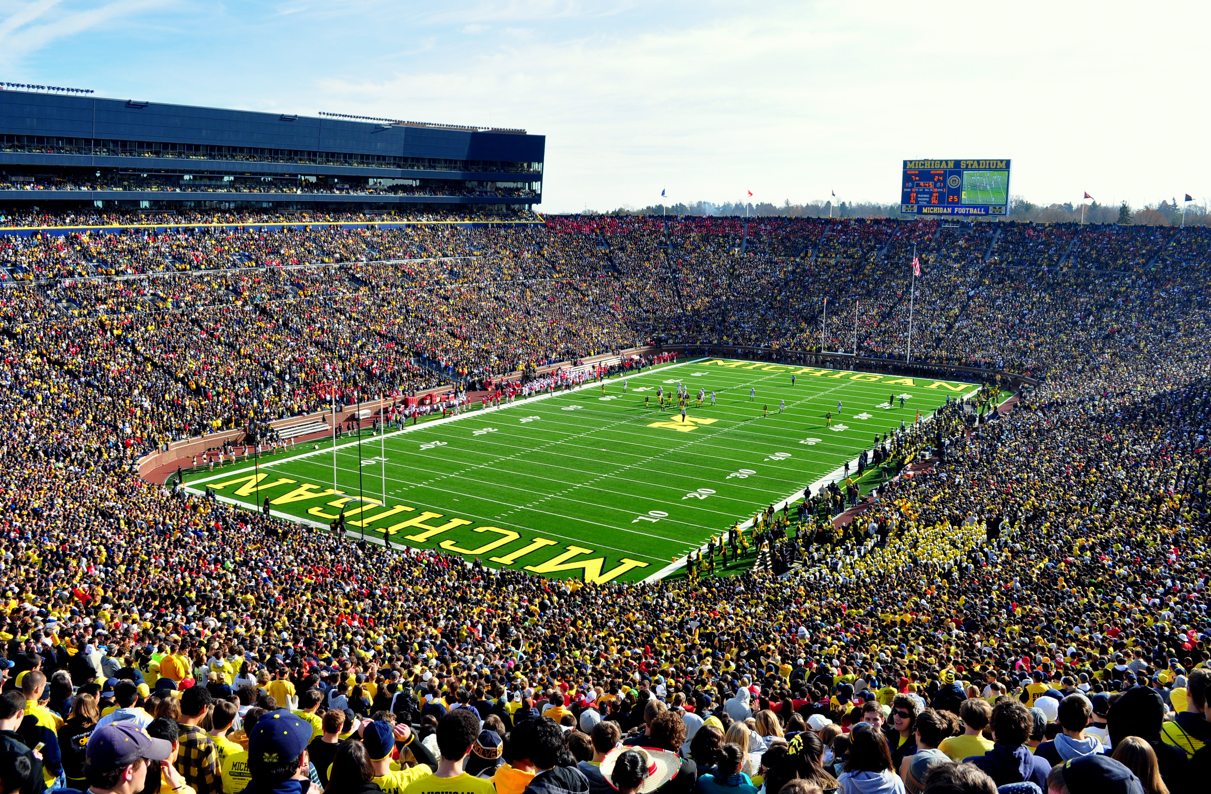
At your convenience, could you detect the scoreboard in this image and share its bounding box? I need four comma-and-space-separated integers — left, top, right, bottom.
900, 159, 1011, 216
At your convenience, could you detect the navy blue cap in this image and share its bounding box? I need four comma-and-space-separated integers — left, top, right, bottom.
1090, 693, 1110, 717
154, 678, 177, 692
102, 677, 119, 698
86, 723, 172, 772
362, 719, 395, 761
1062, 755, 1145, 794
248, 709, 311, 764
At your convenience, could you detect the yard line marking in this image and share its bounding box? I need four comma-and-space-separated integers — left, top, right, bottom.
187, 357, 703, 486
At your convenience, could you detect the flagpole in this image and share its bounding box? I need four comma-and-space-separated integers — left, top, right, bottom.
906, 244, 916, 364
853, 299, 858, 356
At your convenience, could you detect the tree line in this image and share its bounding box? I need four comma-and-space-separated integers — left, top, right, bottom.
592, 197, 1209, 226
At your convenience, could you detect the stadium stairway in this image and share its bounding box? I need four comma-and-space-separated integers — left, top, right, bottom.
1059, 231, 1080, 265
981, 227, 1001, 264
276, 419, 330, 442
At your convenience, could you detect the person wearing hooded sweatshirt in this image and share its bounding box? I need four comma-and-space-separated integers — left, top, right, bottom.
521, 719, 589, 794
965, 700, 1049, 790
1107, 686, 1191, 794
724, 688, 752, 724
836, 728, 905, 794
491, 721, 538, 794
1035, 694, 1105, 766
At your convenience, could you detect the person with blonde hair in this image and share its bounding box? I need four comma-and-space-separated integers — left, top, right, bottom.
753, 711, 785, 748
724, 722, 759, 777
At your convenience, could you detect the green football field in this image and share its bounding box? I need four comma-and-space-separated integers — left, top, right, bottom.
961, 170, 1009, 206
184, 359, 977, 584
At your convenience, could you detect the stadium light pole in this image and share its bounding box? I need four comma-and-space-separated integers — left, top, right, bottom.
853, 299, 859, 356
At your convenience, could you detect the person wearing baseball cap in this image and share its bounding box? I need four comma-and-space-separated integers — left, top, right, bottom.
239, 709, 313, 794
362, 719, 434, 794
82, 723, 172, 794
1044, 755, 1145, 794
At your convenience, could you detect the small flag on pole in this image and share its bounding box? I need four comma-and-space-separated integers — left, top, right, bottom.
912, 255, 921, 277
747, 190, 753, 197
1084, 192, 1093, 200
1185, 194, 1194, 202
824, 297, 827, 307
831, 190, 836, 197
661, 188, 666, 197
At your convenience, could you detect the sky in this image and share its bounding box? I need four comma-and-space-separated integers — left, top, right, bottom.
0, 0, 1207, 213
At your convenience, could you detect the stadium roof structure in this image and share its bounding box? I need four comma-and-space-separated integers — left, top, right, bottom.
0, 88, 544, 213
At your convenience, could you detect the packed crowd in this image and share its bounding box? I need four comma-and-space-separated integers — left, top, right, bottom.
0, 212, 1209, 794
0, 174, 539, 201
0, 208, 541, 232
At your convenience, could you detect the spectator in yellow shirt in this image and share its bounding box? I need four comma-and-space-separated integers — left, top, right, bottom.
208, 702, 244, 763
363, 718, 436, 794
266, 670, 296, 711
402, 710, 495, 794
292, 690, 324, 740
938, 699, 995, 761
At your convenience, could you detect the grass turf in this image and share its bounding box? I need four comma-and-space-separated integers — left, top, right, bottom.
184, 358, 976, 584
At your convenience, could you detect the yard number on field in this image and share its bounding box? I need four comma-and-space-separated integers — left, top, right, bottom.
519, 416, 540, 423
419, 441, 447, 451
764, 452, 792, 462
360, 456, 388, 467
727, 468, 757, 479
830, 424, 849, 432
472, 427, 498, 436
799, 437, 822, 446
854, 412, 873, 420
562, 405, 583, 411
683, 488, 716, 500
632, 510, 669, 524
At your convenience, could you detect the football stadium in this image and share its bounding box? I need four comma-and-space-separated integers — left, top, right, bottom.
0, 10, 1208, 794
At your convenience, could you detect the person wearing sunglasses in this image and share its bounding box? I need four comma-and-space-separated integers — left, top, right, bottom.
883, 697, 919, 770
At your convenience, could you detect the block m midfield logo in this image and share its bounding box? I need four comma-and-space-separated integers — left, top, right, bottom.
647, 415, 719, 433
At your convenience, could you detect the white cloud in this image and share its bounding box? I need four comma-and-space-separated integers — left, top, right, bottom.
0, 0, 171, 72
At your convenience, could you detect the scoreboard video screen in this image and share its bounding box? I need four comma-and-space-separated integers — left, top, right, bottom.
901, 159, 1011, 216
